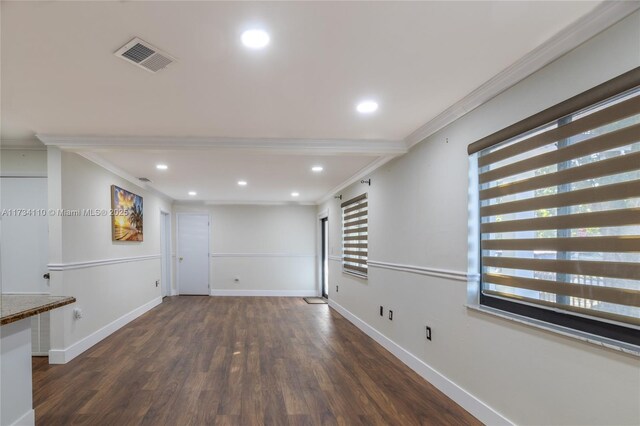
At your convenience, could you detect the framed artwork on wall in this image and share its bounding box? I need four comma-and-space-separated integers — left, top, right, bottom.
111, 185, 143, 242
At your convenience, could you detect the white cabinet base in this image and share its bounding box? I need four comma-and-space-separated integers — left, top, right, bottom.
1, 318, 35, 426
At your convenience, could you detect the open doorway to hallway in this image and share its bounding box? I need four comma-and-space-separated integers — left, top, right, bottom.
160, 210, 171, 298
320, 217, 328, 299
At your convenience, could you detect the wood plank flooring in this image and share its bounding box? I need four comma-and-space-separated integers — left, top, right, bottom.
33, 296, 481, 425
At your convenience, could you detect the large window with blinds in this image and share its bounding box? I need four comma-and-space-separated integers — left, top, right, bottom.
342, 193, 368, 277
469, 68, 640, 347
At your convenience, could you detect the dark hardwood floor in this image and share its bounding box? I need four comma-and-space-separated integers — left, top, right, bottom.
33, 296, 481, 425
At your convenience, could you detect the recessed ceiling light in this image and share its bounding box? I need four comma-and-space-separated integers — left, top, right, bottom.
156, 164, 168, 170
291, 192, 300, 197
241, 29, 270, 49
311, 166, 323, 172
356, 100, 378, 114
188, 191, 197, 196
238, 180, 248, 186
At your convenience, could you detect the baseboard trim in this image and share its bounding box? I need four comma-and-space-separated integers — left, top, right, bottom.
9, 409, 34, 426
328, 299, 512, 426
48, 296, 162, 364
210, 289, 317, 297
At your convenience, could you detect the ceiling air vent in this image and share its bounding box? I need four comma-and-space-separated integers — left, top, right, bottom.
114, 37, 176, 73
138, 177, 152, 183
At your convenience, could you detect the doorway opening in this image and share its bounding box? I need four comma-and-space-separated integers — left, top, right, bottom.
160, 211, 171, 298
320, 217, 328, 299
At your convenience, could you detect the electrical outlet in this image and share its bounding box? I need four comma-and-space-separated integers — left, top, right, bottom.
388, 310, 393, 320
73, 308, 83, 320
336, 285, 339, 293
379, 306, 384, 316
426, 326, 432, 341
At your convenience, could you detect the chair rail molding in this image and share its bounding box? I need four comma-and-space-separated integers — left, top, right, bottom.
367, 259, 479, 282
48, 254, 161, 271
210, 252, 315, 258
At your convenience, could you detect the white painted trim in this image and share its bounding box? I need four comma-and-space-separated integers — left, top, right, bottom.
159, 209, 173, 298
317, 155, 396, 204
48, 254, 160, 271
317, 212, 329, 297
329, 255, 342, 262
75, 152, 174, 203
170, 289, 179, 296
9, 409, 35, 426
48, 297, 162, 364
467, 304, 640, 358
210, 289, 316, 297
36, 134, 407, 156
0, 172, 47, 178
204, 200, 317, 206
328, 299, 512, 426
367, 259, 479, 282
1, 292, 50, 295
210, 253, 315, 258
404, 1, 640, 148
1, 138, 45, 150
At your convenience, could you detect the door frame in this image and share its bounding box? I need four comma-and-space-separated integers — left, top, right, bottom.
159, 209, 172, 297
321, 217, 329, 299
317, 209, 329, 298
176, 212, 211, 296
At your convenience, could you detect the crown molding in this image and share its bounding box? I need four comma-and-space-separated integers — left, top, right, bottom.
316, 155, 396, 204
404, 1, 640, 148
204, 200, 317, 206
211, 252, 315, 258
76, 152, 174, 203
0, 138, 46, 150
36, 134, 407, 156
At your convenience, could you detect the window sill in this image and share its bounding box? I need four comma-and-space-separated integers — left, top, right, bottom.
466, 304, 640, 358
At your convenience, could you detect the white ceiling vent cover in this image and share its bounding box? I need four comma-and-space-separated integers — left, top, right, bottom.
114, 38, 176, 73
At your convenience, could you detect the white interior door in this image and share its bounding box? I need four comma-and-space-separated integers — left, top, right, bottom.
0, 177, 50, 355
0, 178, 49, 294
177, 213, 209, 295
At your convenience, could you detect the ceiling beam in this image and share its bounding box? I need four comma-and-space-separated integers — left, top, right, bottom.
36, 134, 407, 156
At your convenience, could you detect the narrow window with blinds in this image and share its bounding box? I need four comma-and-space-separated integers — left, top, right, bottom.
469, 68, 640, 347
342, 193, 368, 277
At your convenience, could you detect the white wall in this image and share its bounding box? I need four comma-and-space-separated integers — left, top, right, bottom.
173, 204, 317, 296
0, 148, 47, 177
47, 150, 172, 362
319, 11, 640, 426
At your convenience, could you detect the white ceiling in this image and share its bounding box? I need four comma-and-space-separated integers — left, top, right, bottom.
94, 149, 379, 203
0, 1, 607, 202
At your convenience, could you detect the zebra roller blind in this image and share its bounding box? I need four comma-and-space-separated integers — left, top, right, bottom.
471, 67, 640, 344
342, 193, 368, 277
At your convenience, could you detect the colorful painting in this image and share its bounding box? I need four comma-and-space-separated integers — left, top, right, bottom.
111, 185, 143, 241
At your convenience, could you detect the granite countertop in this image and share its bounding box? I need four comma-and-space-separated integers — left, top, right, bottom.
1, 294, 76, 326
